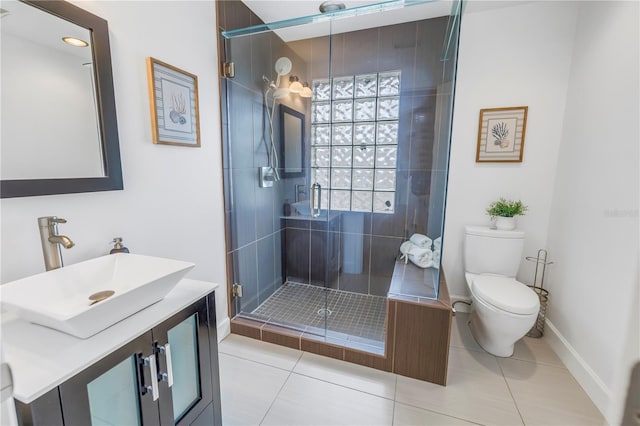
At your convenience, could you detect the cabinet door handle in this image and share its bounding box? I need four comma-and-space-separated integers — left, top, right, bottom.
159, 343, 174, 388
143, 354, 159, 401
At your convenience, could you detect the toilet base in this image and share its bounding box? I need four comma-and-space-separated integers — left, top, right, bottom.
469, 311, 516, 357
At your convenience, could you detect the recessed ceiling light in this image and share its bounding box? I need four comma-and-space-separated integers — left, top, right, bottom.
62, 36, 88, 47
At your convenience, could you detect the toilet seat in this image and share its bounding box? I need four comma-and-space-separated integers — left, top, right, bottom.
471, 275, 539, 315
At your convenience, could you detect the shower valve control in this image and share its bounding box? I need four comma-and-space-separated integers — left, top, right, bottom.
259, 166, 275, 188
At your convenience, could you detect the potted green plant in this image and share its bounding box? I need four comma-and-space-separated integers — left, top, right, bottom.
486, 198, 528, 230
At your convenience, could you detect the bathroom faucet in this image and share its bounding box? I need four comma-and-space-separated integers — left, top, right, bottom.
38, 216, 75, 271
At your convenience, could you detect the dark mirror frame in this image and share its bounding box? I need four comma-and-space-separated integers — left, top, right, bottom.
279, 104, 305, 179
1, 0, 123, 198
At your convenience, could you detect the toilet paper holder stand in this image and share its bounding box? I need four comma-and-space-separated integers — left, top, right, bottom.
526, 249, 553, 338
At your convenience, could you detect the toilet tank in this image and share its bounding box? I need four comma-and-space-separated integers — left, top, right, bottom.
464, 225, 525, 277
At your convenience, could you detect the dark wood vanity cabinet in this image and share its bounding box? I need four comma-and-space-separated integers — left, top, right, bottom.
16, 294, 222, 426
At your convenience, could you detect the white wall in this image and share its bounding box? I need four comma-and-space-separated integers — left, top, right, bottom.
0, 1, 229, 337
444, 1, 639, 422
443, 1, 578, 297
544, 2, 639, 422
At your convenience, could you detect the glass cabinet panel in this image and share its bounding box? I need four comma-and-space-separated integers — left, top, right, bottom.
86, 356, 141, 425
168, 314, 201, 422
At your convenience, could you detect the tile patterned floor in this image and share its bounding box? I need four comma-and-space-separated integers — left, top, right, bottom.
218, 312, 605, 426
248, 282, 387, 349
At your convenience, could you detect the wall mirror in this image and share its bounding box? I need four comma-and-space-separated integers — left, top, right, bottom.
0, 0, 122, 198
279, 105, 304, 178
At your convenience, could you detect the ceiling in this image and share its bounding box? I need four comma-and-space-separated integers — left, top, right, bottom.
242, 0, 455, 41
240, 1, 534, 42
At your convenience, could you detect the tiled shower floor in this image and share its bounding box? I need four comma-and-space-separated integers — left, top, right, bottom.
244, 282, 387, 353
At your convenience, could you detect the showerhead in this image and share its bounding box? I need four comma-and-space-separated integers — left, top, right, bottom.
273, 57, 292, 87
274, 57, 292, 76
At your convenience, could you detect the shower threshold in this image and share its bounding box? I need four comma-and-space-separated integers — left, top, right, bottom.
238, 282, 387, 355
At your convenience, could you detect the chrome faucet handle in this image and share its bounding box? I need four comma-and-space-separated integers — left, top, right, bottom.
37, 216, 67, 226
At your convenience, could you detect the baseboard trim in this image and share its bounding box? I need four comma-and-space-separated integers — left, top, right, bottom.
217, 316, 230, 342
544, 319, 611, 422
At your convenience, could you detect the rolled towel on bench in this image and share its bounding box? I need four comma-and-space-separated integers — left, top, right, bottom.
399, 241, 413, 262
400, 240, 434, 268
410, 233, 432, 250
409, 246, 433, 269
432, 249, 440, 269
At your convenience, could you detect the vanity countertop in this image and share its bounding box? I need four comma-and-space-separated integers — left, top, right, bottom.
280, 211, 342, 222
1, 279, 217, 404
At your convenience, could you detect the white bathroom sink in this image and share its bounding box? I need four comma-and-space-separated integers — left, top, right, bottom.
291, 200, 328, 217
292, 200, 312, 216
0, 253, 194, 338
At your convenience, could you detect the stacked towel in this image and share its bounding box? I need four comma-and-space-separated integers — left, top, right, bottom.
399, 241, 414, 260
432, 237, 442, 269
432, 249, 440, 269
410, 233, 432, 249
400, 240, 433, 269
399, 234, 443, 269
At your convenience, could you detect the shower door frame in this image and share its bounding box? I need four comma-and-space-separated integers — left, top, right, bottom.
218, 0, 463, 384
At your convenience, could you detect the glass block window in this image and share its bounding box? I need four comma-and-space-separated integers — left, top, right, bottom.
311, 71, 400, 214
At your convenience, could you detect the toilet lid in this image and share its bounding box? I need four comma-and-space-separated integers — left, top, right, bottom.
472, 275, 539, 315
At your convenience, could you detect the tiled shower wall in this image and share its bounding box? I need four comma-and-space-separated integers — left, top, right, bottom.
218, 1, 309, 313
286, 18, 449, 296
220, 1, 452, 311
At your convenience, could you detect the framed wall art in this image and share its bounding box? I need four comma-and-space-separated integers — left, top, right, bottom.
147, 57, 200, 147
476, 106, 528, 162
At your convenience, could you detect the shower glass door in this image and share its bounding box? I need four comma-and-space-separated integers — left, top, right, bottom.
222, 15, 334, 335
221, 0, 462, 354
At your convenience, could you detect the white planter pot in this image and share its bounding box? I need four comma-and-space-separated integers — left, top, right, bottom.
495, 216, 516, 231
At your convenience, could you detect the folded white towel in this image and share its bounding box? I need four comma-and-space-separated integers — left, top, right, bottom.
433, 237, 442, 250
399, 241, 413, 264
432, 249, 440, 269
410, 233, 432, 249
400, 241, 433, 268
409, 248, 433, 269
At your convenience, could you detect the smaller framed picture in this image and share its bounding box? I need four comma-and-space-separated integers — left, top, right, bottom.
147, 57, 200, 147
476, 106, 528, 162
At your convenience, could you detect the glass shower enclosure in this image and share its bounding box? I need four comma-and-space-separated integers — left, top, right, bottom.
220, 0, 461, 354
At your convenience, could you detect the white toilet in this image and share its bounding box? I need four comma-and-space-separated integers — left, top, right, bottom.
463, 225, 540, 357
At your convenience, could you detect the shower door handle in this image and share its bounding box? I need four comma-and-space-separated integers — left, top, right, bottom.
310, 183, 321, 218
